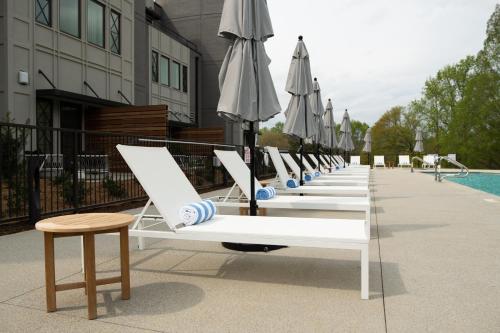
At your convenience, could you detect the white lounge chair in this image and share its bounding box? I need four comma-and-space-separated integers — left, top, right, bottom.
281, 154, 368, 179
373, 156, 385, 168
284, 154, 368, 186
398, 155, 411, 168
423, 154, 437, 168
306, 154, 368, 179
212, 149, 370, 217
320, 154, 369, 173
265, 147, 369, 196
350, 156, 361, 165
116, 144, 370, 299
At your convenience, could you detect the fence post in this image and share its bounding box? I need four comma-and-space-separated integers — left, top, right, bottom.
73, 131, 80, 212
27, 157, 41, 224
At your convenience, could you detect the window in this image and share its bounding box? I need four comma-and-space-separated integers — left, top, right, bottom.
87, 0, 104, 47
171, 61, 180, 90
36, 99, 53, 153
110, 10, 120, 54
160, 56, 169, 85
151, 51, 159, 82
182, 65, 188, 93
60, 0, 80, 37
35, 0, 51, 26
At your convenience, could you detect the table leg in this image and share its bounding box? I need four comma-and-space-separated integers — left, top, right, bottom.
120, 226, 130, 300
44, 232, 56, 312
83, 232, 97, 320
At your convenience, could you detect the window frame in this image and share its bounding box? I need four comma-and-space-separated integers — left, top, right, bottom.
59, 0, 81, 38
110, 10, 121, 54
160, 55, 170, 86
151, 51, 159, 83
171, 61, 181, 90
35, 0, 52, 27
86, 0, 105, 48
182, 65, 188, 93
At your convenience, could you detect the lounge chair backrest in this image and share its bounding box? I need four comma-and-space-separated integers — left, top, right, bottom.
214, 150, 263, 199
333, 155, 344, 165
399, 155, 410, 164
374, 156, 385, 165
424, 154, 436, 165
308, 154, 327, 172
116, 145, 201, 230
281, 153, 302, 179
325, 155, 339, 166
351, 156, 361, 165
296, 154, 316, 173
265, 147, 292, 188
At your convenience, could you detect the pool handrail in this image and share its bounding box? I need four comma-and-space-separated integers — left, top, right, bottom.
436, 156, 469, 182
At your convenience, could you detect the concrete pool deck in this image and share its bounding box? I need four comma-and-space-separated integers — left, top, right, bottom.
0, 169, 499, 332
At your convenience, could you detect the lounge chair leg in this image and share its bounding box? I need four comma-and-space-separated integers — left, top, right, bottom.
138, 219, 145, 250
361, 245, 369, 300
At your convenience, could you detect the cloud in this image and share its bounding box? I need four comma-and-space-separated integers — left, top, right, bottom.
261, 0, 497, 128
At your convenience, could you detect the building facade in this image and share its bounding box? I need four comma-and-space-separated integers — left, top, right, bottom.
0, 0, 241, 144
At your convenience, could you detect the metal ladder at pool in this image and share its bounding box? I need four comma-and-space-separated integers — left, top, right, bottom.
410, 156, 469, 182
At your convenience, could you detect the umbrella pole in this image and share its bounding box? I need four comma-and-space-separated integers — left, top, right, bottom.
299, 139, 304, 186
316, 143, 321, 172
343, 150, 346, 168
248, 122, 258, 216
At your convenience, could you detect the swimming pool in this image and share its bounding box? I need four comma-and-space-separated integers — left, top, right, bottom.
446, 172, 500, 196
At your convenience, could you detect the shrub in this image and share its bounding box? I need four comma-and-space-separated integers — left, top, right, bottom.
103, 178, 127, 198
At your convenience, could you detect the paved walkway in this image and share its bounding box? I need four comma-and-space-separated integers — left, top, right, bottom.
0, 169, 499, 332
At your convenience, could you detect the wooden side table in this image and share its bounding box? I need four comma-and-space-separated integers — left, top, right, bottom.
35, 213, 134, 320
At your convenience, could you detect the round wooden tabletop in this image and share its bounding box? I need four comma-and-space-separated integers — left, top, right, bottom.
35, 213, 134, 233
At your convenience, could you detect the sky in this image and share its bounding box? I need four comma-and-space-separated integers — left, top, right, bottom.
262, 0, 497, 128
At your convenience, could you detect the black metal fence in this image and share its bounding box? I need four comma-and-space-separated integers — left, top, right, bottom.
0, 122, 276, 225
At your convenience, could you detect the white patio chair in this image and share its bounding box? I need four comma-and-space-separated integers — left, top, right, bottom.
374, 156, 385, 168
398, 155, 411, 168
350, 156, 361, 165
116, 144, 370, 299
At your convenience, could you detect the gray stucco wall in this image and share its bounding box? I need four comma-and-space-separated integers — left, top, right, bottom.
0, 1, 6, 121
155, 0, 243, 144
133, 0, 148, 106
3, 0, 134, 126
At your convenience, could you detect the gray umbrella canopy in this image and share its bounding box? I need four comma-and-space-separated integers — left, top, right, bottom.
362, 128, 372, 153
282, 36, 316, 139
414, 127, 424, 152
311, 78, 329, 146
339, 109, 355, 152
323, 99, 338, 148
217, 0, 281, 122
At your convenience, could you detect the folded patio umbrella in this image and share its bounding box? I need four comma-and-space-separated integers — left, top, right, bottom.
283, 36, 316, 185
310, 78, 328, 171
217, 0, 281, 217
339, 109, 355, 167
414, 127, 424, 153
323, 98, 338, 166
362, 127, 372, 167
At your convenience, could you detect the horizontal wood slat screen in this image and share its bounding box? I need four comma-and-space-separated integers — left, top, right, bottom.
85, 105, 168, 137
172, 128, 225, 144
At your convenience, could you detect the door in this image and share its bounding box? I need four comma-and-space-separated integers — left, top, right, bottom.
60, 102, 83, 170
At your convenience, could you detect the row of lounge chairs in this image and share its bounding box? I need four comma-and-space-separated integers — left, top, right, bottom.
350, 154, 441, 168
117, 145, 372, 299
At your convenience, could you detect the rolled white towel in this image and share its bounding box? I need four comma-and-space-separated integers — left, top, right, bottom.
179, 199, 216, 226
256, 186, 276, 200
286, 178, 299, 188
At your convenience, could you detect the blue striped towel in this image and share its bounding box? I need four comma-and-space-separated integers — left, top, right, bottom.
179, 199, 216, 226
314, 171, 321, 177
256, 186, 276, 200
304, 174, 313, 182
286, 179, 299, 188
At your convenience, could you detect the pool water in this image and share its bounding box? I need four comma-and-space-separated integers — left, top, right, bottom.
447, 172, 500, 196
